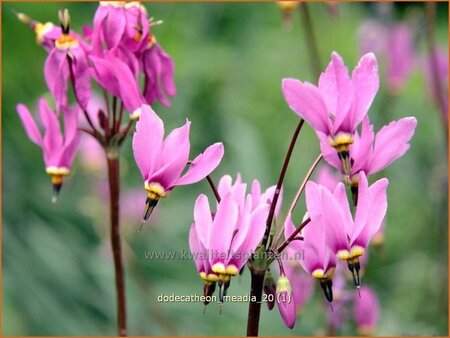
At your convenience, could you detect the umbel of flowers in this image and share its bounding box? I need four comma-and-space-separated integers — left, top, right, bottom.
189, 51, 416, 332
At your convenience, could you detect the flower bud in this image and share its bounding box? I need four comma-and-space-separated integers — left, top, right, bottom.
276, 274, 296, 329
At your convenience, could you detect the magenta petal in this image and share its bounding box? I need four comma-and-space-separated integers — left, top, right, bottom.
158, 45, 176, 97
282, 78, 330, 134
352, 173, 389, 248
349, 117, 374, 174
208, 193, 238, 266
39, 98, 63, 165
217, 174, 233, 198
368, 117, 417, 174
44, 49, 68, 111
132, 105, 164, 179
316, 166, 340, 192
89, 55, 120, 97
153, 120, 191, 189
71, 47, 91, 110
318, 52, 354, 132
193, 194, 213, 247
176, 143, 224, 186
60, 107, 80, 168
189, 223, 204, 274
103, 7, 126, 49
351, 53, 379, 128
16, 104, 43, 146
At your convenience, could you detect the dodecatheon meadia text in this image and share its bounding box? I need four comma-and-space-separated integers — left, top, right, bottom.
305, 172, 388, 288
132, 105, 224, 229
282, 51, 379, 176
16, 98, 80, 202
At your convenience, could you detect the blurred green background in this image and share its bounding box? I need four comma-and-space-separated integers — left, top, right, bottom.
2, 2, 448, 336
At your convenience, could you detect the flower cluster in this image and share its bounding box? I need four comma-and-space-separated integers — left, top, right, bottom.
15, 3, 188, 202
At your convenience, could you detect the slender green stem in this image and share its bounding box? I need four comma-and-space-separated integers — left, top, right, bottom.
106, 152, 127, 336
276, 217, 311, 254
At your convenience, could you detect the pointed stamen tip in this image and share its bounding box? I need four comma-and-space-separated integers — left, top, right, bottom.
203, 304, 207, 314
329, 303, 334, 312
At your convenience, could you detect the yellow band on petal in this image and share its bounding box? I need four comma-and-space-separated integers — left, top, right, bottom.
55, 34, 79, 50
144, 182, 167, 200
337, 249, 351, 260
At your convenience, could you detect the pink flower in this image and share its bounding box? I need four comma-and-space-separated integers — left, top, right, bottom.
354, 286, 380, 335
140, 35, 176, 107
276, 274, 296, 329
282, 52, 379, 168
217, 174, 282, 216
320, 116, 417, 186
90, 52, 146, 119
305, 172, 388, 286
315, 165, 340, 191
190, 192, 269, 301
44, 25, 91, 111
132, 105, 224, 223
284, 213, 336, 302
16, 98, 80, 200
92, 2, 149, 53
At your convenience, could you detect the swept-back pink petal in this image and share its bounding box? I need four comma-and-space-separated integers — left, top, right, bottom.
349, 117, 374, 174
176, 143, 224, 186
352, 173, 388, 248
102, 7, 126, 49
193, 194, 213, 247
282, 78, 330, 134
368, 117, 417, 174
159, 45, 177, 97
189, 223, 206, 273
318, 52, 354, 132
316, 166, 340, 191
89, 55, 121, 97
71, 47, 91, 110
16, 104, 43, 146
152, 121, 191, 189
39, 98, 63, 165
217, 175, 233, 198
319, 135, 341, 169
351, 53, 379, 129
44, 49, 68, 111
208, 194, 239, 269
60, 106, 80, 167
132, 105, 164, 179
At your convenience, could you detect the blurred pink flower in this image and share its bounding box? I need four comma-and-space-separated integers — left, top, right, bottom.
315, 165, 340, 191
282, 51, 379, 174
354, 286, 380, 335
78, 136, 105, 172
359, 21, 415, 93
305, 172, 388, 287
17, 98, 80, 200
133, 105, 224, 223
320, 116, 417, 186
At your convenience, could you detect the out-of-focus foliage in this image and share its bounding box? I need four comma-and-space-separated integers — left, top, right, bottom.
2, 2, 448, 336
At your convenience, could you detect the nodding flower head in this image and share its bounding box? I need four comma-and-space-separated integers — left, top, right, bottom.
305, 172, 388, 287
16, 98, 80, 202
92, 1, 149, 53
320, 116, 417, 188
282, 51, 379, 174
284, 212, 336, 302
132, 105, 224, 227
189, 191, 269, 301
44, 10, 91, 112
282, 261, 314, 313
140, 35, 176, 107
